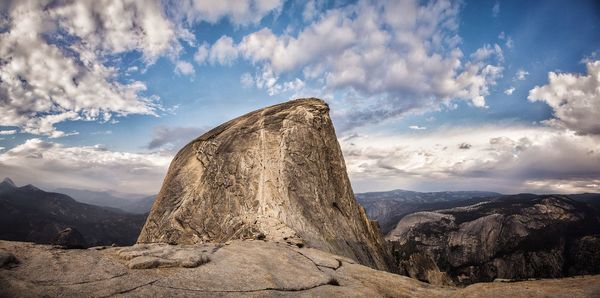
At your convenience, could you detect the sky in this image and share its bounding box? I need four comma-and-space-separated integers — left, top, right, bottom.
0, 0, 599, 195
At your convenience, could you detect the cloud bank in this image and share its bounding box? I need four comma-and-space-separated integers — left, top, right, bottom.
342, 125, 600, 194
0, 0, 283, 137
0, 138, 171, 194
204, 0, 504, 130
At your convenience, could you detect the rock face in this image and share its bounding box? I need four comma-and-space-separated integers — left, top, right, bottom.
388, 194, 600, 285
138, 98, 391, 271
2, 240, 600, 297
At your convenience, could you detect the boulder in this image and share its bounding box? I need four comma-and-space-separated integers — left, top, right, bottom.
138, 98, 392, 271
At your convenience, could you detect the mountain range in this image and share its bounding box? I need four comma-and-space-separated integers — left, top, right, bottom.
356, 189, 501, 233
0, 178, 146, 246
54, 188, 155, 214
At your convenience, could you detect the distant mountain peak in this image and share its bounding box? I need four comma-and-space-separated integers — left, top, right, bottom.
19, 184, 40, 192
1, 177, 16, 188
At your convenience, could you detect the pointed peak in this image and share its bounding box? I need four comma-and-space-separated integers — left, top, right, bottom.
1, 177, 16, 188
20, 184, 40, 192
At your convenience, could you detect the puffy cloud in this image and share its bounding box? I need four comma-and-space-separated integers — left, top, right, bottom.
194, 43, 210, 64
249, 65, 306, 96
240, 73, 255, 88
528, 60, 600, 135
471, 44, 503, 62
0, 138, 171, 194
166, 0, 283, 26
409, 125, 427, 130
303, 0, 318, 21
146, 125, 207, 152
515, 69, 529, 80
208, 36, 239, 66
0, 0, 283, 138
175, 60, 195, 75
50, 0, 179, 62
504, 87, 515, 95
225, 0, 503, 130
0, 130, 17, 135
0, 1, 172, 137
341, 125, 600, 193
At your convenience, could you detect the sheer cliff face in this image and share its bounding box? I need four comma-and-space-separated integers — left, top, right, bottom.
138, 98, 391, 271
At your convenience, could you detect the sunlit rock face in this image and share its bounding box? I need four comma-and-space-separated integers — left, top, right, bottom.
388, 195, 600, 285
138, 98, 392, 271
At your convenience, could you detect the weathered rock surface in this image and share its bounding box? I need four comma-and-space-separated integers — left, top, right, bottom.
2, 240, 600, 297
138, 98, 391, 271
388, 194, 600, 285
116, 244, 210, 269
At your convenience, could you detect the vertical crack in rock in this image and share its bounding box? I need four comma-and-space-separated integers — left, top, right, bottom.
137, 98, 393, 271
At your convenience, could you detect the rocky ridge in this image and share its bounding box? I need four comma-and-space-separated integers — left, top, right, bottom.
138, 98, 391, 271
0, 179, 147, 246
388, 194, 600, 285
356, 190, 500, 234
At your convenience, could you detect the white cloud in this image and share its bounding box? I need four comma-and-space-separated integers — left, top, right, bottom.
175, 60, 196, 75
0, 130, 17, 135
303, 0, 318, 21
226, 0, 503, 129
528, 60, 600, 135
194, 43, 210, 64
0, 0, 283, 138
50, 0, 179, 63
409, 125, 427, 130
126, 66, 139, 73
208, 36, 239, 65
492, 1, 500, 17
504, 87, 515, 95
515, 68, 529, 80
0, 138, 171, 194
471, 44, 504, 62
341, 125, 600, 193
167, 0, 283, 26
498, 32, 514, 49
505, 37, 514, 49
282, 78, 305, 92
240, 72, 255, 88
0, 1, 172, 137
524, 179, 600, 194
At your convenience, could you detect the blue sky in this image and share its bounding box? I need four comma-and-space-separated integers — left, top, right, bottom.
0, 0, 599, 195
